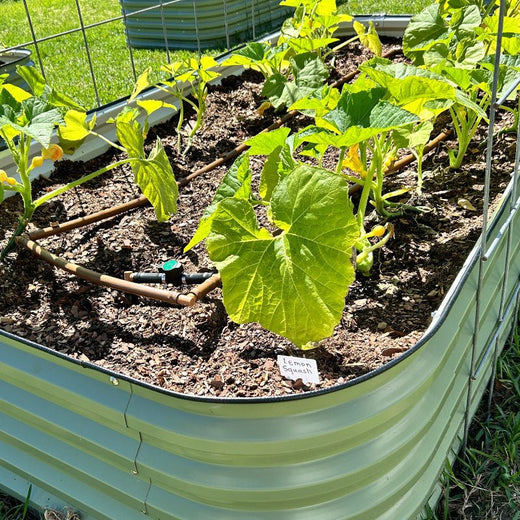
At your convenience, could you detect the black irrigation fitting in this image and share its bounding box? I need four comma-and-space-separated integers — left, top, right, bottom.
126, 259, 216, 286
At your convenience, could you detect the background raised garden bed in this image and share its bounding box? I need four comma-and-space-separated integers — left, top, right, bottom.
120, 0, 291, 50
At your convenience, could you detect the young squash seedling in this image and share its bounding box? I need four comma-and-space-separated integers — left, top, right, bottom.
0, 66, 178, 260
278, 0, 353, 58
131, 56, 220, 155
222, 41, 330, 111
183, 123, 361, 348
0, 66, 81, 259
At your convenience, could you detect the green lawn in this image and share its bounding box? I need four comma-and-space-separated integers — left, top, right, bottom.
0, 0, 202, 109
338, 0, 432, 14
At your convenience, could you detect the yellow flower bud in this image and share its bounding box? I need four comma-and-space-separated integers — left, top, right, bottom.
0, 170, 7, 182
370, 225, 386, 237
257, 101, 272, 116
383, 154, 396, 170
5, 177, 17, 186
31, 156, 44, 169
42, 144, 64, 162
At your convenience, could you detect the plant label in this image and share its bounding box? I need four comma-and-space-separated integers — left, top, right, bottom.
277, 355, 320, 384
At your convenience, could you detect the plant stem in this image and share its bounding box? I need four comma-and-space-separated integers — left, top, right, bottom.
415, 148, 424, 193
33, 159, 132, 209
336, 147, 346, 175
448, 99, 485, 169
90, 131, 125, 152
371, 133, 388, 215
176, 100, 184, 155
0, 209, 33, 261
325, 35, 358, 59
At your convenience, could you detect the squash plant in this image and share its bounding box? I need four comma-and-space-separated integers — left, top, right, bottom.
222, 0, 381, 111
188, 151, 360, 348
184, 82, 425, 345
130, 56, 221, 155
403, 0, 520, 168
0, 66, 178, 260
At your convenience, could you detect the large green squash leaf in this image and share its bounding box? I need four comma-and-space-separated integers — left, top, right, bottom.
484, 15, 520, 55
403, 4, 450, 64
0, 103, 62, 148
322, 87, 386, 132
301, 89, 419, 149
131, 139, 178, 222
207, 164, 359, 346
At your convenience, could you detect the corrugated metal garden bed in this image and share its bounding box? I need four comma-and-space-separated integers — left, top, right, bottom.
1, 1, 520, 518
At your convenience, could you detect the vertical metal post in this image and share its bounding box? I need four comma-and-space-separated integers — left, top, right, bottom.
486, 94, 520, 417
223, 0, 231, 50
192, 0, 201, 56
159, 0, 171, 64
120, 4, 138, 82
21, 0, 45, 79
463, 0, 506, 444
74, 0, 101, 107
251, 0, 257, 41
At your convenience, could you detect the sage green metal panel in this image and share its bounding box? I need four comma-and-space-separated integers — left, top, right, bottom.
0, 334, 133, 433
0, 184, 519, 519
0, 337, 150, 518
0, 416, 148, 519
120, 0, 291, 49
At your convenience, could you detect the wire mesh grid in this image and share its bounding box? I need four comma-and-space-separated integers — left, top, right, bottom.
1, 0, 287, 110
464, 0, 520, 442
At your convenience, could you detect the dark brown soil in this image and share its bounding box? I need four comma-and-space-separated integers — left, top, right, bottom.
0, 40, 517, 398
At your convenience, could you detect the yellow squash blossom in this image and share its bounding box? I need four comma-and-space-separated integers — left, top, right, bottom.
42, 144, 64, 162
342, 143, 367, 178
30, 156, 44, 169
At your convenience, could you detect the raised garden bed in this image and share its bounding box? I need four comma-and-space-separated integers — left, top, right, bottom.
120, 0, 291, 50
0, 49, 33, 89
1, 1, 520, 518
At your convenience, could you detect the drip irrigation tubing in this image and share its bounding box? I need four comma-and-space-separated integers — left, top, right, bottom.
16, 235, 221, 306
21, 46, 452, 305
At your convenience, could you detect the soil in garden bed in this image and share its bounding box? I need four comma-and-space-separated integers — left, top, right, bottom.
0, 40, 517, 398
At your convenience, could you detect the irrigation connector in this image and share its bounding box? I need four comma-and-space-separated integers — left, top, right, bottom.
124, 259, 216, 286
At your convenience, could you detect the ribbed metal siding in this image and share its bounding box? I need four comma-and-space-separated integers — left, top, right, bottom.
0, 185, 519, 519
120, 0, 290, 49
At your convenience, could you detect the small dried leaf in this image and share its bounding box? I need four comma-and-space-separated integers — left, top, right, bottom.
257, 101, 272, 116
210, 376, 225, 390
458, 198, 476, 211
